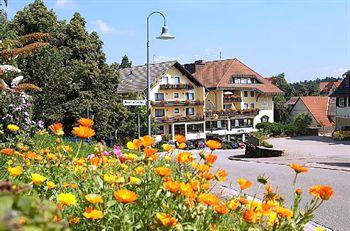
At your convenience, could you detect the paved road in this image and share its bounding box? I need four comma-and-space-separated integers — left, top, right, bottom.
208, 148, 350, 231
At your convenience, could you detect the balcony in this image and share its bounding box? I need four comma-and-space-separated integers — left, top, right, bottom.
159, 83, 194, 90
153, 115, 204, 123
223, 95, 242, 103
151, 100, 204, 107
205, 109, 259, 119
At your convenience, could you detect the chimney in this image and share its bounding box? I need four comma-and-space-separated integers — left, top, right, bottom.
184, 60, 205, 74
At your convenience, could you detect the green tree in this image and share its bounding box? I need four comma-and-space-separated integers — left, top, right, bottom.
119, 54, 132, 69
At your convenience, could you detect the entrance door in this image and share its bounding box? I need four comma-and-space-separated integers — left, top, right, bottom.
174, 124, 186, 136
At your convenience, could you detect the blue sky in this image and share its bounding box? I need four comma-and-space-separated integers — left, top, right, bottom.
4, 0, 350, 82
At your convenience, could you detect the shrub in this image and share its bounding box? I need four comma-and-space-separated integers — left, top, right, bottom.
293, 113, 313, 135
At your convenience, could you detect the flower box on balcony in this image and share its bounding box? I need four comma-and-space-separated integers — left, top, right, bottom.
159, 84, 194, 90
223, 95, 242, 103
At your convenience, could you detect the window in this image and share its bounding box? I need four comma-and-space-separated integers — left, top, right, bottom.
261, 116, 269, 123
157, 125, 164, 135
250, 103, 255, 109
339, 97, 345, 107
187, 124, 204, 133
348, 97, 350, 107
261, 99, 269, 110
174, 108, 179, 114
243, 103, 249, 109
247, 78, 252, 84
186, 108, 194, 116
185, 92, 195, 100
250, 91, 255, 97
174, 92, 179, 98
209, 102, 215, 110
162, 76, 169, 84
244, 91, 248, 97
234, 78, 241, 84
235, 120, 239, 127
174, 76, 180, 84
155, 93, 164, 101
223, 104, 231, 109
242, 78, 248, 84
155, 109, 165, 117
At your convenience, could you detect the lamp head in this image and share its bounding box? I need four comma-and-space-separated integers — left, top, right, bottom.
156, 26, 175, 40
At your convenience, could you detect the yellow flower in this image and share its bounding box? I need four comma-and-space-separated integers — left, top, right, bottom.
315, 227, 325, 231
129, 176, 142, 185
273, 206, 293, 219
156, 212, 177, 227
83, 207, 104, 220
85, 194, 103, 204
178, 142, 187, 149
103, 173, 117, 184
7, 124, 20, 132
46, 181, 56, 189
175, 135, 186, 143
237, 178, 253, 190
7, 166, 23, 177
162, 144, 173, 152
124, 153, 139, 161
31, 173, 47, 186
58, 193, 77, 206
134, 166, 145, 174
121, 163, 128, 170
164, 155, 171, 161
46, 153, 57, 160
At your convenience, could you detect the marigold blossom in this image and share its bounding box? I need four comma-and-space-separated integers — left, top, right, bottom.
237, 178, 253, 190
49, 123, 64, 136
114, 189, 137, 203
154, 167, 171, 177
290, 163, 308, 174
156, 213, 177, 227
205, 140, 222, 151
140, 135, 154, 147
7, 124, 20, 132
175, 135, 186, 143
72, 125, 95, 139
163, 180, 181, 193
7, 166, 23, 177
83, 207, 104, 220
214, 203, 229, 215
309, 185, 333, 200
31, 173, 47, 186
1, 148, 14, 156
78, 118, 94, 127
58, 193, 77, 206
198, 193, 220, 206
176, 152, 193, 164
85, 194, 103, 204
46, 181, 56, 189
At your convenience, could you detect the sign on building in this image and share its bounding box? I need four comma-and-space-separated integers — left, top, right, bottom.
123, 100, 146, 106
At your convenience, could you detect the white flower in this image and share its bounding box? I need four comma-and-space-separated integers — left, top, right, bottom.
0, 65, 22, 73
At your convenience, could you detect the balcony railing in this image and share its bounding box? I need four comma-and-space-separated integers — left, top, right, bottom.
205, 109, 259, 119
151, 100, 204, 107
223, 95, 242, 103
159, 83, 194, 90
153, 115, 204, 123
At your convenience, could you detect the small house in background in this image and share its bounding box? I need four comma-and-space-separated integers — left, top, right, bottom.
289, 96, 333, 130
319, 80, 342, 95
330, 70, 350, 130
284, 97, 299, 112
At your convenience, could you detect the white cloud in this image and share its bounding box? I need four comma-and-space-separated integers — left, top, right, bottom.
55, 0, 76, 9
93, 20, 114, 34
153, 56, 176, 63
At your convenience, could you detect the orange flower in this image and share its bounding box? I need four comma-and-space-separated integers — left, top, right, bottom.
154, 167, 171, 177
243, 210, 257, 223
144, 147, 158, 157
85, 194, 103, 204
49, 123, 64, 136
180, 183, 195, 199
204, 172, 215, 180
83, 206, 104, 220
25, 151, 37, 159
309, 185, 333, 200
273, 207, 293, 219
290, 163, 308, 173
176, 152, 193, 164
163, 180, 181, 193
205, 154, 218, 165
90, 157, 101, 166
1, 148, 14, 156
127, 139, 142, 150
78, 118, 94, 127
205, 140, 222, 151
114, 189, 137, 203
198, 193, 220, 206
195, 164, 210, 172
72, 126, 95, 139
156, 213, 177, 227
215, 169, 228, 182
175, 134, 186, 143
237, 178, 252, 190
214, 203, 229, 215
238, 197, 249, 205
141, 135, 154, 147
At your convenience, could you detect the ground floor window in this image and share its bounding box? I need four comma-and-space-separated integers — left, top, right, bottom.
187, 123, 204, 133
155, 109, 165, 117
231, 119, 253, 129
157, 125, 164, 135
206, 120, 228, 131
261, 115, 269, 122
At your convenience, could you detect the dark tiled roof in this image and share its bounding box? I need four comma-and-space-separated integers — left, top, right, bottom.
284, 97, 299, 107
117, 61, 202, 94
186, 58, 283, 95
329, 73, 350, 97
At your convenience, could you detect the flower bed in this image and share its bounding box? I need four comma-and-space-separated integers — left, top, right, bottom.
0, 119, 333, 230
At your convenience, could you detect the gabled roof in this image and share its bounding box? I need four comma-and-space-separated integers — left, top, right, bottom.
284, 97, 299, 108
117, 61, 202, 94
319, 80, 342, 94
329, 71, 350, 97
185, 58, 283, 95
292, 96, 333, 127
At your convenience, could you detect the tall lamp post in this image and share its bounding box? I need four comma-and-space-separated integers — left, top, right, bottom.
146, 11, 174, 136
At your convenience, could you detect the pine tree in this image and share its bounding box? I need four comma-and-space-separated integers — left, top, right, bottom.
119, 55, 132, 69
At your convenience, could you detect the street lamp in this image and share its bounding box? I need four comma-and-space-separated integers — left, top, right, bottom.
146, 11, 174, 136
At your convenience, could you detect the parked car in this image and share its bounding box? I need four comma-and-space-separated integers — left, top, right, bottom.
206, 136, 240, 150
332, 126, 350, 140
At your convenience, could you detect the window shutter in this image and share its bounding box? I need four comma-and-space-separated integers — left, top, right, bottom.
336, 97, 339, 107
345, 97, 348, 107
